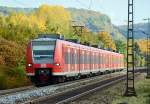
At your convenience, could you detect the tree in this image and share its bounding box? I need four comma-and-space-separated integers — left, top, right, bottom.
98, 31, 116, 50
35, 4, 71, 35
115, 40, 126, 54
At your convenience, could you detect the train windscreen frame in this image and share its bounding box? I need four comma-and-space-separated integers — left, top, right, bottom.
32, 40, 56, 64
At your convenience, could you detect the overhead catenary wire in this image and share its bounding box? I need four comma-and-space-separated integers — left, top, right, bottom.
75, 0, 93, 10
88, 0, 92, 10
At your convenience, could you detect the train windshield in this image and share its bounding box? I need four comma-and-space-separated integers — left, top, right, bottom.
32, 40, 56, 64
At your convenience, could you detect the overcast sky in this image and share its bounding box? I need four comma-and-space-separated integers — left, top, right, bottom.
0, 0, 149, 26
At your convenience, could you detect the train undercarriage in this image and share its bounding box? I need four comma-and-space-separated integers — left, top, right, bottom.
28, 68, 124, 86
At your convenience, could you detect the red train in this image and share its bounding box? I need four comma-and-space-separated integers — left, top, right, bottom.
26, 34, 124, 85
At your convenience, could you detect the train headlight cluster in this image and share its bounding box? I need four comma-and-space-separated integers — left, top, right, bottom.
28, 63, 32, 67
55, 63, 60, 66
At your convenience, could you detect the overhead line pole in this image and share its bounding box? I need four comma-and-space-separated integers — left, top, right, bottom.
143, 18, 150, 78
124, 0, 136, 96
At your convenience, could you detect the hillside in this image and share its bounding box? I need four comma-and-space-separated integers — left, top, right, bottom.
0, 6, 35, 15
67, 8, 126, 41
118, 23, 148, 39
0, 6, 125, 41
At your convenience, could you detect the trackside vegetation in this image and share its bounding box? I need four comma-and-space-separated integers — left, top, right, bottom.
113, 77, 150, 104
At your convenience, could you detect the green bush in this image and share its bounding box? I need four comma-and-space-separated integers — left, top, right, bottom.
0, 65, 31, 89
0, 74, 8, 89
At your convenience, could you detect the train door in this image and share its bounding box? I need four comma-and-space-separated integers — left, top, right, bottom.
117, 55, 119, 69
112, 55, 114, 69
83, 50, 87, 73
109, 53, 111, 69
119, 55, 121, 68
87, 51, 90, 73
84, 50, 88, 73
121, 55, 124, 68
71, 47, 79, 75
92, 52, 95, 72
89, 50, 92, 72
70, 48, 75, 73
99, 52, 101, 70
64, 46, 71, 74
103, 53, 106, 69
96, 52, 99, 71
79, 49, 84, 74
99, 52, 102, 69
94, 52, 96, 71
101, 53, 103, 70
106, 53, 109, 69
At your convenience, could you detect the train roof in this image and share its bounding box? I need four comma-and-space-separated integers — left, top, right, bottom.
57, 39, 123, 56
32, 34, 123, 56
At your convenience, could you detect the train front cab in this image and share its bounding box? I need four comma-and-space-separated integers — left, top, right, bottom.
26, 38, 64, 85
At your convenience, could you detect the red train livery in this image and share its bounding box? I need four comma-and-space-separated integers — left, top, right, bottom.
26, 35, 124, 85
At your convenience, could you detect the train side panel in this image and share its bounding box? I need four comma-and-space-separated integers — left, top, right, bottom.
52, 40, 64, 75
26, 42, 35, 76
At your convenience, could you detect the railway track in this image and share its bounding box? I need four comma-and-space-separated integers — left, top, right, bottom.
25, 72, 142, 104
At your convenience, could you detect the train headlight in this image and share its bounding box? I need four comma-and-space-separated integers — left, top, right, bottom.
28, 63, 32, 67
55, 63, 60, 66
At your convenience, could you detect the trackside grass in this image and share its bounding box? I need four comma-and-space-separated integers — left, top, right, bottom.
0, 65, 31, 90
113, 75, 150, 104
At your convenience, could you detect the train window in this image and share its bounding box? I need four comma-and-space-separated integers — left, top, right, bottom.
65, 49, 72, 64
87, 52, 90, 64
112, 55, 114, 64
86, 52, 89, 64
84, 52, 86, 64
75, 51, 78, 64
72, 52, 74, 64
32, 40, 56, 64
97, 54, 99, 64
101, 54, 102, 64
99, 53, 101, 64
99, 54, 101, 64
92, 55, 93, 64
86, 52, 90, 64
95, 55, 96, 64
96, 54, 98, 64
73, 49, 78, 64
93, 54, 95, 64
102, 54, 103, 64
91, 53, 93, 64
80, 52, 84, 64
104, 54, 107, 64
85, 52, 88, 64
88, 52, 90, 64
93, 53, 95, 64
86, 53, 88, 64
65, 52, 71, 64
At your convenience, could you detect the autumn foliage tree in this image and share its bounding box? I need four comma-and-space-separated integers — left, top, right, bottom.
137, 39, 148, 55
0, 38, 24, 67
0, 5, 71, 43
35, 4, 71, 35
98, 31, 116, 50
